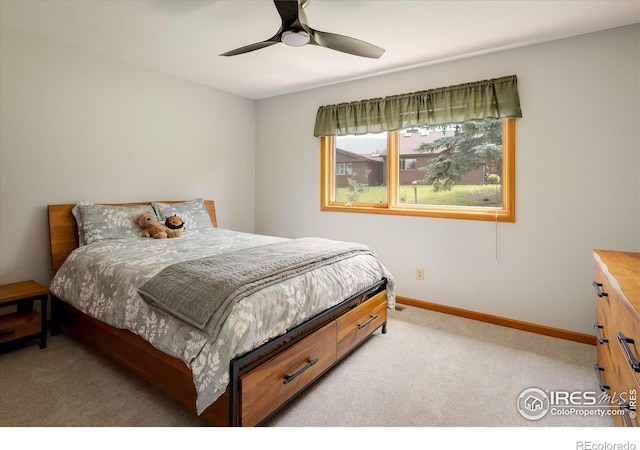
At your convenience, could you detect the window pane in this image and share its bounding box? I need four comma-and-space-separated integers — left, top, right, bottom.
334, 132, 388, 204
398, 120, 503, 208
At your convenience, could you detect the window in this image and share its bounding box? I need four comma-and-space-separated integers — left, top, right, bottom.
333, 133, 387, 205
400, 158, 417, 170
321, 118, 515, 221
315, 75, 521, 220
336, 163, 353, 176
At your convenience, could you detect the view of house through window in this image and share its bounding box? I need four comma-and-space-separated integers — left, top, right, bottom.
334, 132, 388, 204
323, 118, 515, 221
398, 119, 504, 208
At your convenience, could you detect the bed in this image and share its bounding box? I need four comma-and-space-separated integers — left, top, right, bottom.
48, 199, 395, 426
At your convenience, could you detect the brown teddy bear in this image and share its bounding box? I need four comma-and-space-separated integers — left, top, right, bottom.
135, 212, 184, 239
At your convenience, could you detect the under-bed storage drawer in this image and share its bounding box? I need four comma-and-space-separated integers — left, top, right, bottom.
239, 321, 337, 426
336, 290, 387, 359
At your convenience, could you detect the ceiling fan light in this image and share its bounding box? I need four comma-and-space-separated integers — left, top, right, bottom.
281, 30, 310, 47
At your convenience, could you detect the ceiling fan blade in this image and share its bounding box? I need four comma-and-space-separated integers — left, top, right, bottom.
310, 29, 385, 59
220, 39, 279, 57
221, 1, 298, 57
274, 0, 301, 27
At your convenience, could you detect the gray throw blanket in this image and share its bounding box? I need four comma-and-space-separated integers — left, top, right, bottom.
138, 237, 375, 339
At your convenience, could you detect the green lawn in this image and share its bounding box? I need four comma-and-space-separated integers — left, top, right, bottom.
336, 184, 502, 207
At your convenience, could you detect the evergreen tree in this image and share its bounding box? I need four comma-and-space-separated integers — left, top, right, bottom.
414, 119, 502, 191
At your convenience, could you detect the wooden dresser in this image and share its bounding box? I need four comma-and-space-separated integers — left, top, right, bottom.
593, 249, 640, 426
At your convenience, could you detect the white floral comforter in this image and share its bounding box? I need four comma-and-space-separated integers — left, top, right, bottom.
49, 228, 395, 414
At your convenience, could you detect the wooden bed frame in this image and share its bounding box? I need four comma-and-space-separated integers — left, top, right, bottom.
48, 200, 388, 426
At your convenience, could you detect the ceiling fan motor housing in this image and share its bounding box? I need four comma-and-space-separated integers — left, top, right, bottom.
281, 30, 310, 47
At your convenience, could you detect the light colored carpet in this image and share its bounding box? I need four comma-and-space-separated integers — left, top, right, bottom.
0, 305, 612, 428
269, 305, 611, 427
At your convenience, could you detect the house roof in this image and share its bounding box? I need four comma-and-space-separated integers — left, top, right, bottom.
336, 128, 456, 158
398, 128, 455, 155
335, 147, 381, 163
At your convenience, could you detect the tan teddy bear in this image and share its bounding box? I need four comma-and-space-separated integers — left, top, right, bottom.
135, 212, 184, 239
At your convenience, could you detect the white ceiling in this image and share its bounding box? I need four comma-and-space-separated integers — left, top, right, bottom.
1, 0, 639, 99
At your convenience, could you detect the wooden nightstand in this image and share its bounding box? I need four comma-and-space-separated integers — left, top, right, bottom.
0, 280, 48, 349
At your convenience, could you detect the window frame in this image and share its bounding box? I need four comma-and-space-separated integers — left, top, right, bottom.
320, 118, 516, 222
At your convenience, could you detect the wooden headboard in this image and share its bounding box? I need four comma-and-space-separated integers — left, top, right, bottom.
48, 200, 217, 271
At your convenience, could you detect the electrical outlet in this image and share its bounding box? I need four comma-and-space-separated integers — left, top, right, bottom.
416, 268, 424, 280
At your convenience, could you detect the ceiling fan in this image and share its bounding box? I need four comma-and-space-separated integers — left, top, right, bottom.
220, 0, 385, 59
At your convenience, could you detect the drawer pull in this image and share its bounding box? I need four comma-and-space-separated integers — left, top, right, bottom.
593, 322, 608, 344
357, 314, 379, 330
617, 332, 640, 373
594, 364, 610, 391
283, 358, 319, 385
592, 281, 608, 297
0, 329, 16, 338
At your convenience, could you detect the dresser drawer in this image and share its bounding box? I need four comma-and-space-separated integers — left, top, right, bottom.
602, 322, 639, 427
594, 296, 613, 395
595, 294, 614, 370
609, 339, 640, 427
336, 290, 387, 359
604, 270, 640, 386
239, 321, 337, 426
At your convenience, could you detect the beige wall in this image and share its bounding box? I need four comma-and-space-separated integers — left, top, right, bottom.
0, 26, 256, 286
255, 24, 640, 335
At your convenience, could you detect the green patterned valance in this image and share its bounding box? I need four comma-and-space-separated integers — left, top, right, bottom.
314, 75, 522, 137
